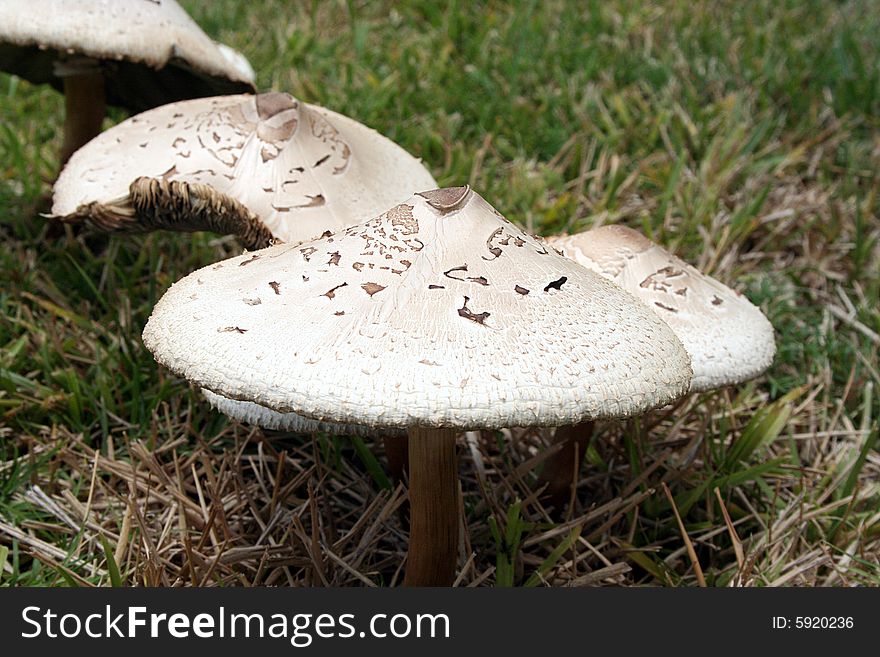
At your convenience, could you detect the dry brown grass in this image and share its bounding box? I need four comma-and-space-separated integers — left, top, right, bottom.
2, 366, 876, 586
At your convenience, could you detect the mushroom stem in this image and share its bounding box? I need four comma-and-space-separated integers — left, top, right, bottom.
383, 434, 409, 481
537, 422, 594, 510
403, 427, 459, 587
60, 71, 106, 166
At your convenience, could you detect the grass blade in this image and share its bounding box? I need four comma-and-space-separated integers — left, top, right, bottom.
99, 535, 122, 588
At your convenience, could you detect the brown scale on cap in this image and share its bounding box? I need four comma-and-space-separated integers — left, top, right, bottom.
543, 276, 567, 292
361, 282, 386, 297
322, 282, 347, 299
639, 266, 687, 293
457, 296, 491, 325
218, 326, 247, 334
255, 92, 296, 119
416, 186, 471, 212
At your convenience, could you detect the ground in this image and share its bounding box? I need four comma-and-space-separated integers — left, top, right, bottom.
0, 0, 878, 586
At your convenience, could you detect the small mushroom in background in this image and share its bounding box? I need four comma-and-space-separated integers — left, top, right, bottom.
51, 92, 438, 250
537, 225, 776, 508
0, 0, 256, 165
142, 186, 692, 586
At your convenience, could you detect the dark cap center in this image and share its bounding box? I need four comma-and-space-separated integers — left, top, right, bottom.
416, 186, 472, 212
255, 92, 298, 120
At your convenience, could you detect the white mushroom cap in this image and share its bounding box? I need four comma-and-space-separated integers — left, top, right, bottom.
52, 92, 438, 247
548, 225, 775, 392
0, 0, 254, 111
143, 187, 692, 430
201, 389, 403, 437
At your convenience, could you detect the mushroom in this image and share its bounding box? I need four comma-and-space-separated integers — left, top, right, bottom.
537, 225, 776, 506
548, 225, 776, 391
0, 0, 255, 164
142, 186, 693, 585
51, 92, 437, 249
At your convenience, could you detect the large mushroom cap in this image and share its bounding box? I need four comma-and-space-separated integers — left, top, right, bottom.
52, 92, 438, 248
143, 188, 692, 430
0, 0, 254, 111
548, 225, 775, 392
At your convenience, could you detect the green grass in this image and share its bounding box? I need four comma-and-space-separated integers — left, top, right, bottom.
0, 0, 878, 586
